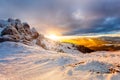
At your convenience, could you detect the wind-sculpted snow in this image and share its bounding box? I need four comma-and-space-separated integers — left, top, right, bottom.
0, 42, 120, 80
0, 18, 119, 80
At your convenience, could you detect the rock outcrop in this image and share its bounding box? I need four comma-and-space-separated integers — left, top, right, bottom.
0, 18, 39, 43
0, 18, 94, 53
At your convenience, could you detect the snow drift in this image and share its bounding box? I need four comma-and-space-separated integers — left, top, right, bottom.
0, 42, 120, 80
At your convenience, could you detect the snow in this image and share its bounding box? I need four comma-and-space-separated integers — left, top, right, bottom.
75, 61, 111, 73
40, 38, 82, 54
0, 18, 119, 80
0, 42, 120, 80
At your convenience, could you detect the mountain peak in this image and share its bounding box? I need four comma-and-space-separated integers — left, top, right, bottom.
0, 18, 94, 53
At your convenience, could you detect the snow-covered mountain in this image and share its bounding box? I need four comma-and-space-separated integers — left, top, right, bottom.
0, 18, 120, 80
0, 18, 93, 53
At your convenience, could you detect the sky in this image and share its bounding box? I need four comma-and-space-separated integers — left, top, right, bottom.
0, 0, 120, 35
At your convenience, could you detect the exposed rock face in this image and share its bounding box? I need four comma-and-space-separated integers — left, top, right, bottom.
36, 34, 46, 48
1, 25, 20, 41
23, 23, 31, 34
0, 18, 39, 43
0, 18, 94, 53
31, 28, 39, 39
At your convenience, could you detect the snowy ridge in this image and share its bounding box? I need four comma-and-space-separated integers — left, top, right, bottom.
0, 18, 120, 80
0, 18, 93, 53
37, 37, 81, 54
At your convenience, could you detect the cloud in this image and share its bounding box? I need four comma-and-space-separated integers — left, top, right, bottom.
67, 17, 120, 35
0, 0, 120, 35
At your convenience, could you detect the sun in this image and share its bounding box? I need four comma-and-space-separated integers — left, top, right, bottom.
46, 34, 59, 40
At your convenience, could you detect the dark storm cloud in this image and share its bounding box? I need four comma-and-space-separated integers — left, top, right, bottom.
67, 17, 120, 35
0, 0, 120, 35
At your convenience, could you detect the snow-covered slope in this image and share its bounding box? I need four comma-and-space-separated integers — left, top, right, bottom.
0, 18, 94, 53
0, 42, 120, 80
0, 18, 120, 80
36, 36, 82, 54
